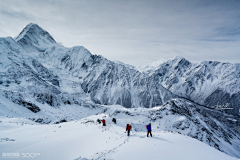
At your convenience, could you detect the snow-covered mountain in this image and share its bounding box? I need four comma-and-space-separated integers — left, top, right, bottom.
15, 23, 56, 53
136, 56, 240, 116
1, 23, 240, 159
0, 23, 240, 117
1, 23, 240, 117
1, 23, 179, 110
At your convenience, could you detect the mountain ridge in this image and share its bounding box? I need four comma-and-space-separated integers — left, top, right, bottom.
1, 23, 240, 116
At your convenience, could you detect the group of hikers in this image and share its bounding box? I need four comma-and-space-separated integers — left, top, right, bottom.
96, 118, 152, 137
126, 123, 152, 137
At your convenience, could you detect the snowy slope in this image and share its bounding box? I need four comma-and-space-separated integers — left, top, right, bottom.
102, 99, 240, 158
1, 90, 240, 159
0, 106, 239, 160
0, 88, 106, 124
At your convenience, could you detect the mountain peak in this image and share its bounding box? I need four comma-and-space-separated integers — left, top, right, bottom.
15, 23, 56, 52
170, 56, 189, 63
25, 23, 39, 29
173, 55, 184, 60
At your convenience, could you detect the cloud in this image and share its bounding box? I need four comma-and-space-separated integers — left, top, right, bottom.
0, 0, 240, 65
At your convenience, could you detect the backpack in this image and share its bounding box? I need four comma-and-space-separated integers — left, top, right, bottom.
129, 125, 132, 130
146, 125, 148, 130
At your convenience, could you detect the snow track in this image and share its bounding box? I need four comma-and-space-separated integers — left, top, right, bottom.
95, 137, 129, 160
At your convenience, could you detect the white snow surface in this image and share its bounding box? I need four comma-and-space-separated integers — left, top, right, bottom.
1, 94, 240, 159
0, 113, 239, 160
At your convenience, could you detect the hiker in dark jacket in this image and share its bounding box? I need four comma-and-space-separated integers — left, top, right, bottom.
126, 124, 132, 136
102, 119, 106, 126
147, 123, 152, 137
97, 119, 101, 124
112, 118, 116, 124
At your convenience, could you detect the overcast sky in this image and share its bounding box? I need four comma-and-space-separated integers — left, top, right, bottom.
0, 0, 240, 66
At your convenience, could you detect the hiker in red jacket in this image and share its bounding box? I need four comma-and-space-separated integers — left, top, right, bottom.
126, 124, 132, 136
102, 119, 106, 126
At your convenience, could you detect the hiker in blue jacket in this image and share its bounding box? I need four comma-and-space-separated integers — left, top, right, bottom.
147, 123, 152, 137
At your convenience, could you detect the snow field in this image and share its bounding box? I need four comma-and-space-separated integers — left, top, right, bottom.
0, 114, 239, 160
